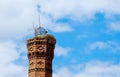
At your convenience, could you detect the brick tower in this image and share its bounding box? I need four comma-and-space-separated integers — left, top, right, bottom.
27, 26, 56, 77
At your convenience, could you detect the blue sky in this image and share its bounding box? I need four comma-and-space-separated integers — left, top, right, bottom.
0, 0, 120, 77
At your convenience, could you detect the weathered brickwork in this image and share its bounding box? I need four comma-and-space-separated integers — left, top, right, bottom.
27, 34, 56, 77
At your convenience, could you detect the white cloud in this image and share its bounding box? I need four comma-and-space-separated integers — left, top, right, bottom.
0, 64, 27, 77
38, 0, 120, 20
89, 42, 108, 50
0, 41, 19, 63
108, 21, 120, 32
87, 41, 120, 53
0, 0, 73, 39
53, 67, 72, 77
40, 15, 73, 33
0, 0, 120, 39
55, 45, 72, 56
51, 23, 73, 32
53, 61, 120, 77
0, 0, 35, 39
0, 41, 27, 77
